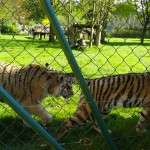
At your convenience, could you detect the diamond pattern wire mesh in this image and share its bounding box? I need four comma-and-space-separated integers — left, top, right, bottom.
0, 0, 150, 149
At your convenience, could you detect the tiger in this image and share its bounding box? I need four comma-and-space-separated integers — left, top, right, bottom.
0, 62, 74, 124
56, 72, 150, 140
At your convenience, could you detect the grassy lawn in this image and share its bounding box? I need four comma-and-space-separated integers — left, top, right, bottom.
0, 34, 150, 150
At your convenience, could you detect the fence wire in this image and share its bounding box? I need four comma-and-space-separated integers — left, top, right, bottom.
0, 0, 150, 150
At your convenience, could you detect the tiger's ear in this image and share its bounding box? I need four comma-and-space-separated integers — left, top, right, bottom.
45, 63, 49, 68
65, 73, 77, 84
45, 63, 55, 71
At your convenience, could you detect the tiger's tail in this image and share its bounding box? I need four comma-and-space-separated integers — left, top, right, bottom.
56, 103, 91, 140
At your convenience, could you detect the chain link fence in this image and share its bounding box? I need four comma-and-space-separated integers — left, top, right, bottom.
0, 0, 150, 149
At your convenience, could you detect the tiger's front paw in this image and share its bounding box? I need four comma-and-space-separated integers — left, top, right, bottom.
136, 125, 147, 133
42, 115, 53, 126
23, 120, 30, 127
136, 126, 147, 133
92, 124, 112, 134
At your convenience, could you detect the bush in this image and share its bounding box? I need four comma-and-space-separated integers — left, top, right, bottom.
0, 24, 16, 34
109, 28, 150, 38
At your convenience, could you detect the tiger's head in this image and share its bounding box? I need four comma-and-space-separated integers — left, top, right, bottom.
45, 63, 74, 99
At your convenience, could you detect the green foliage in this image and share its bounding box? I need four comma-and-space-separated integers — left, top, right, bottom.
135, 0, 150, 19
21, 0, 45, 22
113, 2, 136, 17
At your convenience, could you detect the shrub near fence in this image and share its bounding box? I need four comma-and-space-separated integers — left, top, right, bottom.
0, 24, 17, 34
0, 0, 150, 150
111, 28, 150, 38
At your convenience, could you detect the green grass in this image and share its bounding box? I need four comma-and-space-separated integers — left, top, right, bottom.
0, 34, 150, 150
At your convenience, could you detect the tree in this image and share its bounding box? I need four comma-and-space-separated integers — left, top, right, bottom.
0, 0, 26, 33
82, 0, 115, 46
22, 0, 45, 22
113, 1, 136, 18
22, 0, 56, 42
111, 1, 137, 37
135, 0, 150, 44
113, 0, 150, 44
96, 0, 115, 44
55, 0, 85, 45
112, 1, 137, 30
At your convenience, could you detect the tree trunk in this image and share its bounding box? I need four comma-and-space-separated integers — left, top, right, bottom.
90, 0, 96, 48
49, 24, 55, 42
95, 25, 101, 47
101, 28, 106, 43
68, 25, 75, 45
90, 26, 94, 48
140, 22, 148, 44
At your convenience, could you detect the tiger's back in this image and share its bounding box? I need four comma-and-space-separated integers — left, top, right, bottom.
0, 62, 25, 101
56, 72, 150, 140
88, 73, 150, 110
0, 62, 49, 102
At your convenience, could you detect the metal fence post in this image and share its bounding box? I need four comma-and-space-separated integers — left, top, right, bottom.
0, 86, 64, 150
40, 0, 117, 149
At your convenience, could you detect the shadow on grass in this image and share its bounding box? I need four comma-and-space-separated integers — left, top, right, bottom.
1, 113, 150, 150
0, 116, 55, 150
0, 37, 62, 50
52, 114, 150, 150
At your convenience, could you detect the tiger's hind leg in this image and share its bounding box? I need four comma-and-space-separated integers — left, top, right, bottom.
56, 103, 92, 141
136, 107, 150, 133
92, 110, 112, 134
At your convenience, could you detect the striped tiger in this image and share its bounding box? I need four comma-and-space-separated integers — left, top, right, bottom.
56, 72, 150, 140
0, 62, 74, 124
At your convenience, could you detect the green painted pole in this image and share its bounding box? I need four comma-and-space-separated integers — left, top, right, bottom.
0, 86, 64, 150
40, 0, 117, 149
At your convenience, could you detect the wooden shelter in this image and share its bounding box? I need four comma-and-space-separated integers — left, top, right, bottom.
69, 23, 101, 47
